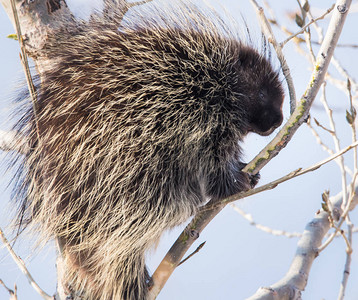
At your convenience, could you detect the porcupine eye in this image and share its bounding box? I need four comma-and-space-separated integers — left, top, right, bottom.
258, 89, 267, 102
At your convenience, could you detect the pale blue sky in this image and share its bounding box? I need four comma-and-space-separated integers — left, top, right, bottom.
1, 1, 358, 299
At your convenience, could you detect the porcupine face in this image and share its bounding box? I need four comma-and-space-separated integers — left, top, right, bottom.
150, 29, 285, 145
233, 45, 284, 136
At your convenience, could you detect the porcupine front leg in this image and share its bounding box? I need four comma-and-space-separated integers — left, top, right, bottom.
206, 161, 260, 201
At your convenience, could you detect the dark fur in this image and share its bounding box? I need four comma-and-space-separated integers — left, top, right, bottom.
14, 4, 284, 300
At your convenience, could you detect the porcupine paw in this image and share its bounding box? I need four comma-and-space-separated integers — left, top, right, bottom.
237, 162, 260, 190
248, 172, 260, 189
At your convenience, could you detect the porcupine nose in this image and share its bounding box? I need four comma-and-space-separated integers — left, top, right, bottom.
273, 112, 283, 128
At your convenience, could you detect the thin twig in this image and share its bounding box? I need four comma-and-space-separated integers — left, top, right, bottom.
313, 117, 335, 134
231, 204, 302, 238
307, 119, 335, 154
327, 75, 356, 96
333, 43, 358, 48
232, 203, 356, 240
0, 280, 17, 300
337, 80, 358, 299
307, 119, 354, 177
337, 219, 353, 300
280, 4, 335, 47
332, 56, 358, 89
0, 228, 53, 300
306, 5, 358, 91
10, 0, 39, 139
304, 26, 317, 65
318, 171, 358, 252
348, 78, 358, 199
337, 226, 352, 250
206, 140, 358, 210
295, 39, 358, 49
178, 242, 206, 266
320, 83, 348, 208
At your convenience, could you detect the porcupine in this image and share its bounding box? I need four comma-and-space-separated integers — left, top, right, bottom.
13, 1, 284, 300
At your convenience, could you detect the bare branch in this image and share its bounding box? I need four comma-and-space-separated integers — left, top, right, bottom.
304, 26, 317, 64
333, 43, 358, 48
149, 205, 224, 299
9, 0, 38, 115
306, 119, 335, 154
313, 117, 335, 135
0, 228, 53, 300
337, 219, 353, 299
318, 80, 358, 253
210, 140, 358, 209
280, 4, 335, 47
0, 0, 74, 74
0, 280, 17, 300
178, 242, 206, 266
247, 184, 358, 300
306, 6, 358, 91
231, 204, 302, 238
320, 83, 349, 208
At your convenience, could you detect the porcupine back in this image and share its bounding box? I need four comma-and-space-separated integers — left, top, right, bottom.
13, 2, 284, 300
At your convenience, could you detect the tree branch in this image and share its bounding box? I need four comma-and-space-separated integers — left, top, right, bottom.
9, 0, 40, 138
204, 140, 358, 210
246, 184, 358, 300
0, 228, 53, 300
0, 280, 17, 300
280, 4, 335, 47
231, 204, 302, 238
0, 0, 73, 74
